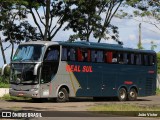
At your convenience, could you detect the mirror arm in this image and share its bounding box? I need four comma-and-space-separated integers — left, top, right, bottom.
34, 63, 41, 75
1, 64, 8, 76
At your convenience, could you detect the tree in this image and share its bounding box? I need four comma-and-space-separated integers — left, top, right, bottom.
157, 52, 160, 74
65, 0, 122, 43
116, 0, 160, 30
0, 0, 40, 62
0, 38, 6, 64
20, 0, 72, 41
151, 41, 157, 50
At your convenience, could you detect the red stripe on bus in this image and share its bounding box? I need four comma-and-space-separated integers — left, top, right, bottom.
148, 71, 154, 74
49, 84, 52, 95
124, 81, 133, 85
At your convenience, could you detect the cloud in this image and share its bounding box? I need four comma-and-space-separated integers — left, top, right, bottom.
142, 39, 160, 44
128, 34, 136, 41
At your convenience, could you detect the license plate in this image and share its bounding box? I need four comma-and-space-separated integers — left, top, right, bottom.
18, 93, 24, 96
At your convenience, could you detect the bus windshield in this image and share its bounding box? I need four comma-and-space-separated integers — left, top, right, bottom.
11, 63, 39, 84
12, 45, 45, 62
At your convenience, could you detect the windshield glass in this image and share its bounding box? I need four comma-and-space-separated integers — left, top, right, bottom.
11, 63, 39, 84
12, 45, 45, 61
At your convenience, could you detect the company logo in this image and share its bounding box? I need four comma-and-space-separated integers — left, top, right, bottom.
2, 112, 11, 117
1, 111, 42, 118
66, 65, 93, 73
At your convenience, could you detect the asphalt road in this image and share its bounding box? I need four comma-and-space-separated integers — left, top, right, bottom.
0, 96, 160, 120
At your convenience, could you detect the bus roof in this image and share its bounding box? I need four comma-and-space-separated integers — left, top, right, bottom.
20, 41, 59, 46
21, 41, 156, 54
59, 41, 155, 54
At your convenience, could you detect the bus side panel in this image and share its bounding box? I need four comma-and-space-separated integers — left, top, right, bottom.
102, 64, 118, 97
54, 61, 156, 98
144, 66, 157, 96
70, 62, 102, 97
116, 65, 146, 96
67, 62, 118, 97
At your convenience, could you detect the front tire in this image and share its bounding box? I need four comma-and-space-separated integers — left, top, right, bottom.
128, 88, 137, 101
118, 88, 127, 101
57, 88, 69, 102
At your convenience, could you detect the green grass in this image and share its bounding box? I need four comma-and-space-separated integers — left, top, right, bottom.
0, 76, 9, 88
0, 82, 10, 88
88, 104, 160, 117
156, 88, 160, 96
89, 104, 160, 111
0, 94, 31, 101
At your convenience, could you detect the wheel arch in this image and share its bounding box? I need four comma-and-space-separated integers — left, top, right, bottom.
56, 84, 70, 96
129, 85, 139, 94
117, 85, 128, 94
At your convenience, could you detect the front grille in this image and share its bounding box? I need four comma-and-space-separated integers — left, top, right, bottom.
13, 88, 30, 91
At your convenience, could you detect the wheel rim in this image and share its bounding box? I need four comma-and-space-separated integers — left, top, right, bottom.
120, 90, 126, 99
130, 91, 135, 98
58, 91, 65, 99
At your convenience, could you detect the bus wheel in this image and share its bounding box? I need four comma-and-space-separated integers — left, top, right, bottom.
128, 88, 137, 101
57, 88, 69, 102
118, 88, 127, 101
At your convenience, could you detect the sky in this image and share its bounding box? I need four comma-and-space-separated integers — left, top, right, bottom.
0, 8, 160, 68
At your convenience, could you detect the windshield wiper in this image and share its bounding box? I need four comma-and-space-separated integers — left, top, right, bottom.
21, 59, 35, 62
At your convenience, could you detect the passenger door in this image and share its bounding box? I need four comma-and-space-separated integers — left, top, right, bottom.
40, 45, 60, 98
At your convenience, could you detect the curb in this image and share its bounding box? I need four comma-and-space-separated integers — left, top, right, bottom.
0, 88, 9, 97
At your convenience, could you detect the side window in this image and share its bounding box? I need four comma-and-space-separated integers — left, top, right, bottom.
61, 47, 67, 61
44, 46, 59, 61
130, 54, 135, 65
144, 55, 149, 66
135, 54, 142, 65
91, 50, 96, 62
117, 52, 129, 64
77, 48, 82, 61
149, 55, 155, 66
96, 50, 103, 62
105, 51, 112, 63
69, 48, 76, 61
77, 48, 90, 62
87, 49, 91, 62
112, 52, 118, 63
118, 53, 124, 64
123, 53, 128, 64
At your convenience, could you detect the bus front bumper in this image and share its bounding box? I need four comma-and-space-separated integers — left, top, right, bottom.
9, 88, 40, 98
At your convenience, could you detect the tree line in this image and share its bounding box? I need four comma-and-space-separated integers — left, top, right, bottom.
0, 0, 159, 64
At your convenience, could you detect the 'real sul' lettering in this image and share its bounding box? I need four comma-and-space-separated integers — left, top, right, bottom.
66, 65, 93, 73
82, 66, 93, 72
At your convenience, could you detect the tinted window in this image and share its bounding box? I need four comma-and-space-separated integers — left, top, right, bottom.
96, 51, 103, 62
77, 48, 90, 62
105, 52, 112, 63
149, 55, 155, 66
112, 52, 118, 63
62, 47, 68, 61
135, 54, 142, 65
44, 46, 59, 61
144, 55, 149, 66
91, 50, 96, 62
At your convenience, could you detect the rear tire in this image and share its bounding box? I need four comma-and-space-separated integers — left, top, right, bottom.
118, 88, 127, 101
128, 88, 137, 101
57, 88, 69, 102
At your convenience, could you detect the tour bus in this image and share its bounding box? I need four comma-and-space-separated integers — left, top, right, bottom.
1, 41, 157, 102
